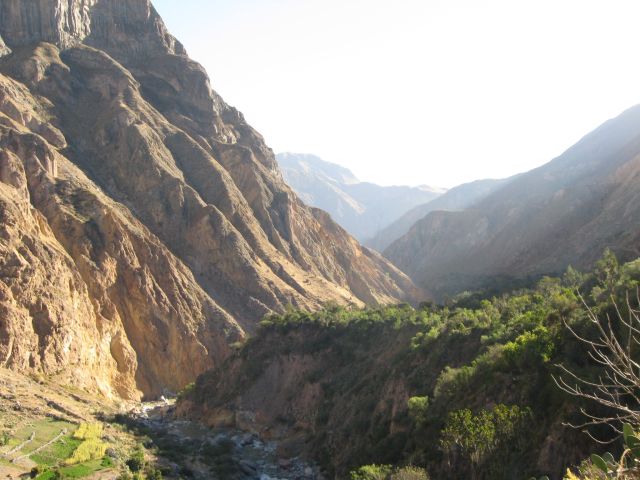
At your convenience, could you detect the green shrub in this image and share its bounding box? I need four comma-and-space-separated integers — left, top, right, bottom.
433, 366, 475, 399
440, 404, 532, 473
145, 467, 163, 480
126, 448, 145, 472
503, 325, 555, 369
350, 465, 429, 480
350, 464, 393, 480
176, 382, 195, 401
407, 397, 429, 426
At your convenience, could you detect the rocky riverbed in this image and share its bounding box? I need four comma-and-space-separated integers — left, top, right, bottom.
130, 401, 322, 480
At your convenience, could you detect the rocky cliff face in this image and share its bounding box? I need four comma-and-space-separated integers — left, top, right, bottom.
0, 0, 182, 56
0, 0, 421, 400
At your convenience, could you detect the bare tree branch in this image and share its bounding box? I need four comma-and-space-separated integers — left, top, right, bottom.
554, 292, 640, 436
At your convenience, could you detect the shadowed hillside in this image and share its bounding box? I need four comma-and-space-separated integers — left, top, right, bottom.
368, 177, 512, 251
386, 106, 640, 299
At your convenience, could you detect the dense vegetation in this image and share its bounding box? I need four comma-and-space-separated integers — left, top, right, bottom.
187, 251, 640, 479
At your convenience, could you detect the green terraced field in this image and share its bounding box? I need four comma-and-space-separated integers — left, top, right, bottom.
2, 419, 75, 454
30, 436, 82, 466
35, 458, 109, 479
1, 419, 115, 479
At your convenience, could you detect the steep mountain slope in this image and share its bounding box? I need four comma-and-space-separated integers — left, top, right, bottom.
277, 152, 445, 241
178, 258, 640, 478
367, 177, 511, 251
386, 106, 640, 299
0, 0, 420, 400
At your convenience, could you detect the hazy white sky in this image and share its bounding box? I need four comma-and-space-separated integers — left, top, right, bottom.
153, 0, 640, 188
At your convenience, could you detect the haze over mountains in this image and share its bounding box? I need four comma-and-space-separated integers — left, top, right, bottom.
368, 177, 512, 251
386, 105, 640, 299
279, 105, 640, 303
277, 152, 445, 242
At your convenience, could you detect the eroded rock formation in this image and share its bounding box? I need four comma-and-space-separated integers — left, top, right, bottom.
0, 0, 420, 400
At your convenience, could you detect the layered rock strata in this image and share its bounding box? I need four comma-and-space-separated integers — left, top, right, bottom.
0, 0, 420, 399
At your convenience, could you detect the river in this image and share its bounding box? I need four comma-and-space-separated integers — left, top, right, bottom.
130, 401, 322, 480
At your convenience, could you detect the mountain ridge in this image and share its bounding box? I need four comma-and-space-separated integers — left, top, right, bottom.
277, 152, 445, 242
385, 104, 640, 299
0, 0, 421, 400
367, 176, 512, 251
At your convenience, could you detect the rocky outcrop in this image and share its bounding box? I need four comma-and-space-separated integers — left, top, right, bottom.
0, 0, 183, 57
0, 0, 420, 399
0, 35, 9, 57
385, 105, 640, 299
0, 0, 95, 49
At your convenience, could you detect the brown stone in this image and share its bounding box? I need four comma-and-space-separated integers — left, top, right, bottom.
0, 0, 421, 400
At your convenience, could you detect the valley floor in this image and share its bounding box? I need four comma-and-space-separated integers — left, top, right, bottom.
0, 369, 320, 480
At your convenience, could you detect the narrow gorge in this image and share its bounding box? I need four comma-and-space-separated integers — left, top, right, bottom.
0, 0, 420, 401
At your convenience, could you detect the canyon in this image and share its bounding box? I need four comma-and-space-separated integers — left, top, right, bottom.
0, 0, 420, 401
0, 2, 639, 479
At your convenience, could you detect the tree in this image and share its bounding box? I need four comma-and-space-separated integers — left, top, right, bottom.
350, 464, 393, 480
592, 249, 620, 300
350, 465, 429, 480
126, 447, 145, 472
440, 404, 531, 478
390, 467, 429, 479
563, 265, 585, 290
407, 396, 429, 426
555, 291, 640, 439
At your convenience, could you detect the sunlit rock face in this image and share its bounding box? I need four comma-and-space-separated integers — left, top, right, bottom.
0, 0, 421, 400
0, 0, 96, 48
0, 0, 181, 54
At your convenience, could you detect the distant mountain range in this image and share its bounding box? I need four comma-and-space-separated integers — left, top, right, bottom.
277, 152, 446, 242
367, 177, 512, 251
385, 105, 640, 299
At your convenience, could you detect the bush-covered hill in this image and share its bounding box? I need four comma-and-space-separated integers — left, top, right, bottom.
178, 252, 640, 479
